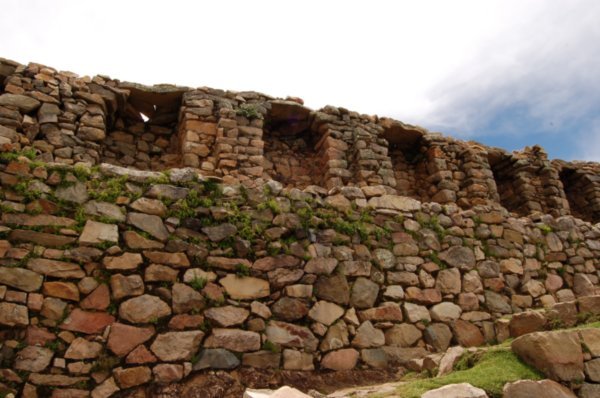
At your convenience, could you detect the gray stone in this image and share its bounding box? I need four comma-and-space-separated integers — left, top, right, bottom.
350, 277, 380, 309
0, 93, 41, 112
56, 182, 89, 204
193, 348, 240, 370
127, 212, 169, 241
421, 383, 488, 398
439, 247, 476, 270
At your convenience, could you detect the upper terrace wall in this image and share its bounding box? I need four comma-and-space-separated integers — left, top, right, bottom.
1, 57, 600, 225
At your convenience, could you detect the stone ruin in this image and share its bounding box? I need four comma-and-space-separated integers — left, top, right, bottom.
1, 57, 599, 223
0, 57, 599, 397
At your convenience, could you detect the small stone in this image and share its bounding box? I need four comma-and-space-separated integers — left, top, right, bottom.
205, 306, 249, 327
321, 348, 359, 371
113, 366, 152, 389
64, 337, 103, 359
15, 346, 53, 372
153, 363, 184, 384
421, 383, 488, 398
119, 294, 171, 324
127, 212, 169, 241
193, 348, 240, 370
308, 300, 345, 326
103, 252, 143, 270
282, 349, 314, 370
79, 221, 118, 246
60, 309, 114, 334
219, 274, 270, 300
203, 328, 260, 352
151, 331, 205, 361
107, 323, 155, 356
202, 223, 237, 242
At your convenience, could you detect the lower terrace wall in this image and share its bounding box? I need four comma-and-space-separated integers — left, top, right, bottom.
0, 157, 599, 397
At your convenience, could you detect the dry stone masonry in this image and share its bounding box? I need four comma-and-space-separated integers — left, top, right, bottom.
0, 57, 600, 397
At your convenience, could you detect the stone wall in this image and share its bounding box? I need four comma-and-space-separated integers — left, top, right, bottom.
0, 158, 598, 397
3, 57, 599, 223
2, 57, 600, 397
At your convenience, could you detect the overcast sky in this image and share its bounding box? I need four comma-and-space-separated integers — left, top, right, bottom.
2, 0, 599, 161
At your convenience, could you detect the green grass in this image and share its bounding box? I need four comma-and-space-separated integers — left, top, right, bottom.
389, 348, 542, 398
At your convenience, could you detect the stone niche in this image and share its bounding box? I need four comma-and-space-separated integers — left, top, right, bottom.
262, 100, 323, 188
382, 119, 433, 201
487, 150, 526, 216
101, 83, 186, 170
559, 165, 600, 223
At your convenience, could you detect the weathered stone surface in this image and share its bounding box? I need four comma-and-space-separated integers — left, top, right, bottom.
143, 251, 190, 267
10, 229, 77, 247
308, 300, 345, 326
502, 379, 576, 398
42, 281, 80, 301
151, 331, 205, 361
123, 230, 164, 249
352, 321, 385, 348
314, 274, 350, 305
350, 277, 379, 309
194, 348, 240, 370
60, 309, 114, 334
79, 221, 118, 245
110, 274, 144, 300
242, 351, 281, 369
430, 302, 462, 322
204, 328, 260, 352
404, 302, 431, 323
385, 323, 421, 347
282, 349, 314, 370
107, 323, 155, 356
28, 373, 88, 387
219, 274, 270, 300
421, 383, 488, 398
304, 257, 338, 274
439, 247, 476, 270
65, 337, 103, 359
271, 297, 308, 322
367, 195, 421, 211
130, 197, 167, 216
436, 268, 461, 294
119, 294, 172, 324
127, 212, 169, 241
452, 320, 485, 347
579, 328, 600, 356
172, 282, 205, 314
91, 377, 120, 398
153, 363, 184, 384
265, 321, 318, 352
584, 358, 600, 382
509, 310, 547, 337
27, 258, 85, 278
113, 366, 152, 388
320, 320, 349, 352
0, 266, 43, 292
15, 346, 53, 372
84, 200, 126, 222
359, 302, 404, 322
205, 306, 249, 327
511, 331, 584, 381
424, 323, 453, 352
321, 348, 359, 370
484, 290, 512, 314
103, 252, 143, 270
55, 182, 89, 204
80, 284, 110, 310
0, 93, 41, 112
579, 383, 600, 398
202, 223, 237, 242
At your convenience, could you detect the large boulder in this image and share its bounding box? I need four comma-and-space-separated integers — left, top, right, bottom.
502, 379, 576, 398
511, 331, 584, 382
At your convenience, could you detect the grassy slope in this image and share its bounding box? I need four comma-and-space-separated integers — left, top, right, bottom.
382, 322, 600, 398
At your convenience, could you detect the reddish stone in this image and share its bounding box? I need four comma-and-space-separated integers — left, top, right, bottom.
484, 277, 505, 292
25, 325, 56, 346
80, 284, 110, 311
405, 287, 442, 305
452, 320, 485, 347
60, 309, 115, 334
113, 366, 151, 388
509, 311, 547, 338
202, 282, 225, 302
358, 303, 404, 322
42, 281, 80, 301
125, 345, 157, 364
321, 348, 359, 370
107, 323, 155, 356
168, 314, 205, 330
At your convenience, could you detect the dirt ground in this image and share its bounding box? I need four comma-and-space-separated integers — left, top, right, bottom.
118, 367, 405, 398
